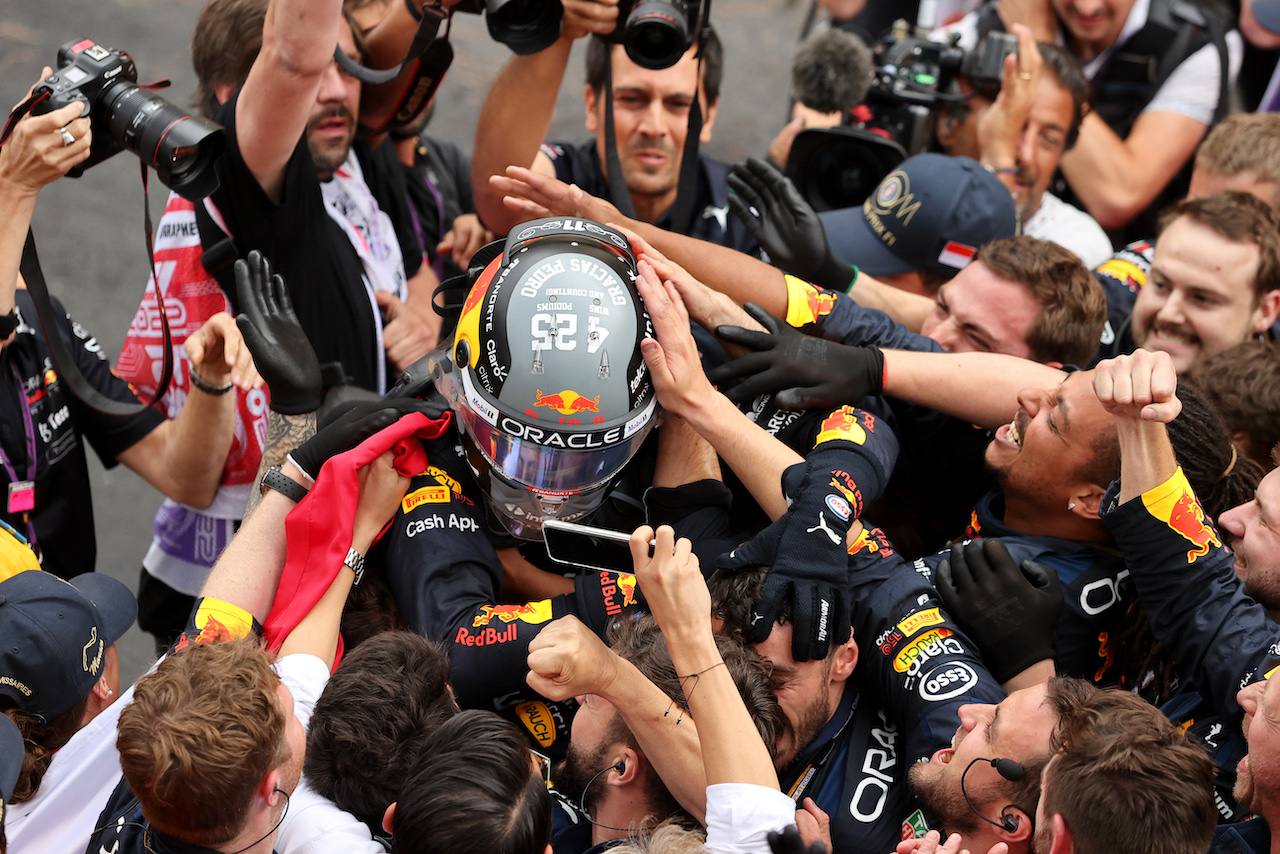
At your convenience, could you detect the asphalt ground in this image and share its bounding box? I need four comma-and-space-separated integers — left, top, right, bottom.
1, 0, 809, 684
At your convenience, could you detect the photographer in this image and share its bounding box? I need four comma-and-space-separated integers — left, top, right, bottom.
0, 73, 252, 580
932, 32, 1111, 268
470, 0, 758, 255
942, 0, 1242, 238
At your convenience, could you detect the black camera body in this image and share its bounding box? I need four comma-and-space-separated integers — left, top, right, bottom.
32, 39, 225, 200
611, 0, 706, 70
454, 0, 565, 56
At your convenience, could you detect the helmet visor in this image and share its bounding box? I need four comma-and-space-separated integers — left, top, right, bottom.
434, 354, 657, 496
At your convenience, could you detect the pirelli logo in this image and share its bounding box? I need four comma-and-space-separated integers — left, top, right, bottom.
402, 486, 451, 512
896, 608, 943, 639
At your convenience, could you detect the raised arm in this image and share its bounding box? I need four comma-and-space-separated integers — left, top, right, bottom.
1060, 111, 1209, 230
470, 0, 619, 233
880, 348, 1065, 430
236, 0, 346, 202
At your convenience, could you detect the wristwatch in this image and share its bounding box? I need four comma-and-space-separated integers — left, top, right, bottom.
343, 547, 366, 586
259, 466, 309, 504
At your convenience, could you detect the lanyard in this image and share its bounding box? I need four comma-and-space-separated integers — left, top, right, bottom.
785, 690, 859, 803
0, 362, 37, 549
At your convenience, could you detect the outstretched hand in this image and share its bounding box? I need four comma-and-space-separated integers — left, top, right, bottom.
706, 303, 885, 409
234, 250, 322, 414
185, 312, 262, 392
727, 157, 853, 289
634, 257, 718, 417
1092, 350, 1181, 424
492, 165, 622, 224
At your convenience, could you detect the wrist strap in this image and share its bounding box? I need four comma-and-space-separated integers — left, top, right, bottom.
260, 466, 309, 503
190, 367, 233, 396
404, 0, 423, 20
0, 309, 17, 339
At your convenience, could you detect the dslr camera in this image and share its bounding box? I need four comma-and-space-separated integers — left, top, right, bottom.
32, 39, 225, 201
611, 0, 708, 70
454, 0, 565, 56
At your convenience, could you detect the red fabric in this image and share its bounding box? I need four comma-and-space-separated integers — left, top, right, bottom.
263, 410, 453, 667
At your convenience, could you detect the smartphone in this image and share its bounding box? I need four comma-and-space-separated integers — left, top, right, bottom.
541, 519, 651, 573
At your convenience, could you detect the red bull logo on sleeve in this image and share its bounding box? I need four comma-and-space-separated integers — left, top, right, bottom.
472, 600, 554, 628
784, 276, 838, 327
1143, 469, 1223, 563
532, 389, 600, 417
815, 406, 873, 446
601, 572, 640, 616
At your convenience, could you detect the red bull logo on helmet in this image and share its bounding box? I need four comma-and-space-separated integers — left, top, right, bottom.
1142, 468, 1223, 563
532, 389, 600, 417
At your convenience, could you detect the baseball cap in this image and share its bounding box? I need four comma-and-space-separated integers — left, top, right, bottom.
819, 153, 1018, 279
0, 571, 137, 722
1253, 0, 1280, 34
0, 715, 20, 806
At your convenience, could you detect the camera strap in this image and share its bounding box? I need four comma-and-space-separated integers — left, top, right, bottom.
602, 60, 637, 220
16, 163, 174, 417
335, 3, 455, 135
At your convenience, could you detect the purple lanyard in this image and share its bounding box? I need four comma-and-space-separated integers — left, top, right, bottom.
0, 363, 38, 549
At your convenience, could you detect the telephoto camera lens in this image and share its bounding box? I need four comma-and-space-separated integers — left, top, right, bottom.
486, 0, 564, 56
101, 84, 225, 200
623, 0, 692, 69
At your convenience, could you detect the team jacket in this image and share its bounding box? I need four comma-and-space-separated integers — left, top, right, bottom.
376, 419, 639, 760
914, 490, 1131, 685
1101, 468, 1280, 843
729, 278, 992, 557
649, 480, 1005, 852
787, 525, 1006, 853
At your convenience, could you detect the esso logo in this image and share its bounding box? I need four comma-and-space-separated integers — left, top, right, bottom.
920, 663, 979, 702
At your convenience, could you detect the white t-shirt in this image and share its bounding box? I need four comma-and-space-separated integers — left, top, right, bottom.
1023, 192, 1114, 268
703, 784, 798, 854
935, 0, 1242, 126
4, 653, 330, 854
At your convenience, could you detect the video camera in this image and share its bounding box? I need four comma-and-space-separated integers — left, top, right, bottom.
786, 19, 1016, 212
31, 39, 225, 201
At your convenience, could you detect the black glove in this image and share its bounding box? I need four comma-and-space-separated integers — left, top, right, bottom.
706, 302, 884, 410
234, 250, 323, 415
716, 420, 898, 662
290, 398, 444, 480
727, 157, 855, 289
935, 539, 1063, 684
768, 825, 827, 854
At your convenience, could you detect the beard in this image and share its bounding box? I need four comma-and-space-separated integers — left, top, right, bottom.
554, 739, 613, 816
775, 689, 834, 771
306, 104, 356, 180
907, 762, 986, 837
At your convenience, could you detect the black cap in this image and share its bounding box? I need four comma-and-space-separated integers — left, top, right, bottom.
0, 715, 21, 805
0, 571, 136, 722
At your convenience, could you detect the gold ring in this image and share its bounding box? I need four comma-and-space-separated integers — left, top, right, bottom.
1017, 72, 1033, 80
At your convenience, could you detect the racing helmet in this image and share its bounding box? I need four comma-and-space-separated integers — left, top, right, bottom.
431, 218, 658, 539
